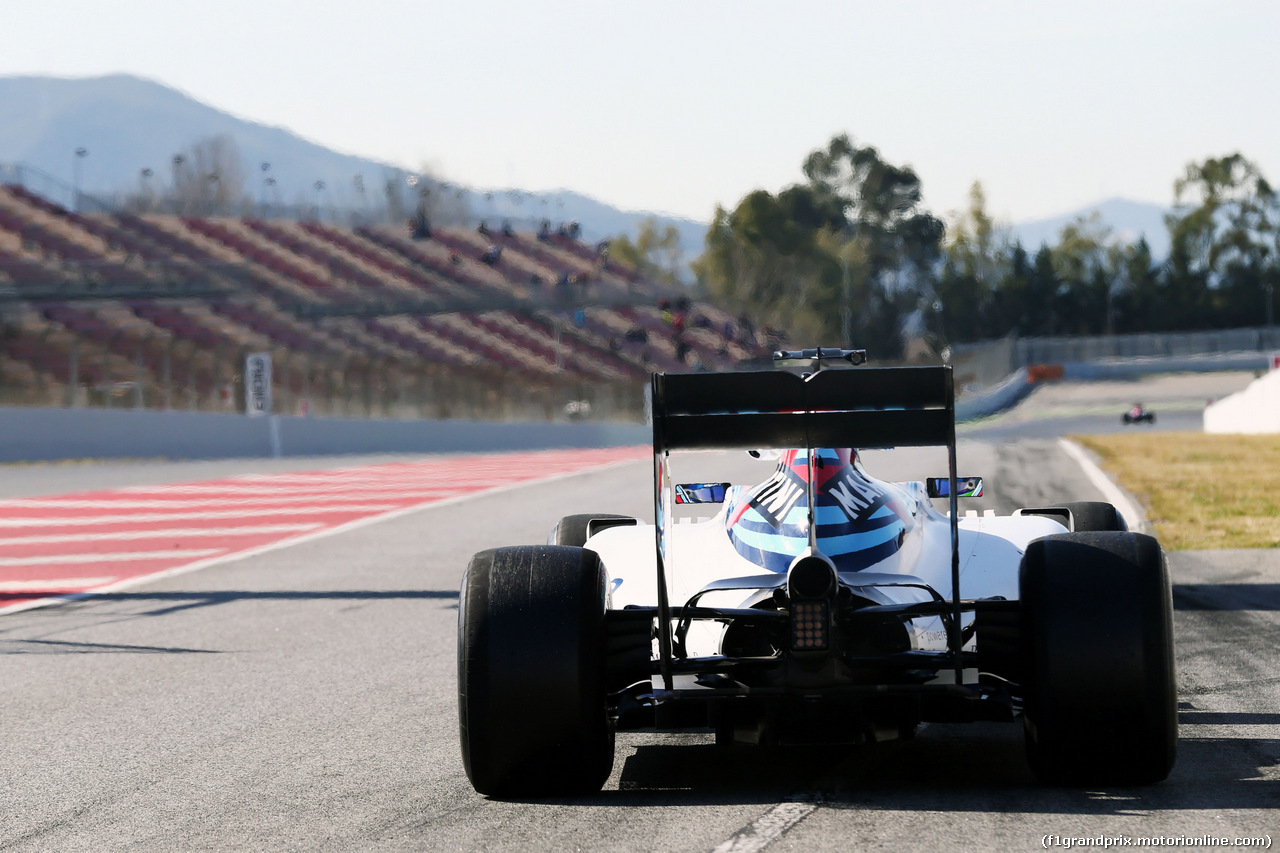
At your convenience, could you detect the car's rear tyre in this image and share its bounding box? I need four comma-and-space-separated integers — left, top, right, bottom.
549, 513, 635, 547
458, 545, 614, 796
1020, 532, 1177, 785
1061, 501, 1128, 532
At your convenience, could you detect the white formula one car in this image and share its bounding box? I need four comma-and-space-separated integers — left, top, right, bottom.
458, 349, 1177, 796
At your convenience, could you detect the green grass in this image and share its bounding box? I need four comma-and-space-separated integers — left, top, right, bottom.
1073, 432, 1280, 550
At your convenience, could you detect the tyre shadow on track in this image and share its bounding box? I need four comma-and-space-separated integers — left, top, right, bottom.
517, 725, 1280, 813
0, 589, 459, 619
816, 729, 1280, 815
1174, 584, 1280, 611
0, 637, 221, 654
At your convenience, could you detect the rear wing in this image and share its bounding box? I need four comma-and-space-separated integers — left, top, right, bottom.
651, 366, 955, 452
648, 364, 964, 691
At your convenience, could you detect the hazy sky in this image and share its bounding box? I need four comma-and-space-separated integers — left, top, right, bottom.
6, 1, 1278, 225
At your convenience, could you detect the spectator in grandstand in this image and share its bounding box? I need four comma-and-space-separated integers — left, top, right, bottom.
625, 327, 648, 344
502, 219, 515, 237
722, 319, 735, 341
557, 272, 571, 289
595, 239, 610, 259
573, 309, 586, 327
609, 337, 622, 352
478, 221, 491, 237
694, 314, 711, 329
567, 220, 581, 240
763, 324, 788, 346
538, 219, 552, 241
450, 252, 462, 265
411, 209, 431, 240
676, 339, 692, 363
661, 306, 674, 326
481, 244, 502, 265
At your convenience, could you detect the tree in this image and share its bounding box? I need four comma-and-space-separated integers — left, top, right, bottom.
609, 218, 685, 287
695, 133, 944, 357
1165, 153, 1280, 328
171, 135, 248, 215
1051, 212, 1122, 335
934, 182, 1011, 343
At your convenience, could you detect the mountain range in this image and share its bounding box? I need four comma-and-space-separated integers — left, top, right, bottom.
0, 73, 1172, 261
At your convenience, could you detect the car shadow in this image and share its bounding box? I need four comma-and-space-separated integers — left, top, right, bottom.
1173, 584, 1280, 611
507, 722, 1280, 812
0, 588, 458, 616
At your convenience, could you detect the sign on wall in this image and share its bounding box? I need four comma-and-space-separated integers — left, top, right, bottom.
245, 352, 273, 417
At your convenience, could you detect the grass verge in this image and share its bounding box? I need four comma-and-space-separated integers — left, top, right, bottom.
1073, 432, 1280, 550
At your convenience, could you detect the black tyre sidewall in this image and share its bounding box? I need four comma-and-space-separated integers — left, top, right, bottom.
549, 513, 634, 547
1061, 501, 1127, 532
458, 545, 614, 796
1021, 531, 1177, 785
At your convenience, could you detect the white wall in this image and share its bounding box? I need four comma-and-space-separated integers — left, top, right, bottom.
1204, 369, 1280, 434
0, 407, 650, 462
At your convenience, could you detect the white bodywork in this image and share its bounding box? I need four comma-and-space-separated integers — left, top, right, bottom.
586, 481, 1066, 659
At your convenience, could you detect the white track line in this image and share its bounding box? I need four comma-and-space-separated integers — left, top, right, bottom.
0, 452, 647, 616
0, 549, 224, 567
0, 493, 464, 509
0, 524, 323, 546
709, 798, 818, 853
0, 505, 405, 528
1057, 438, 1147, 532
117, 484, 495, 496
0, 577, 116, 592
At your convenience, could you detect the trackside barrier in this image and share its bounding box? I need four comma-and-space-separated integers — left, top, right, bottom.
955, 351, 1274, 424
955, 367, 1033, 422
0, 406, 649, 463
1060, 352, 1271, 380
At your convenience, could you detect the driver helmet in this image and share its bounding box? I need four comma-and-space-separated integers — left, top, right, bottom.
724, 447, 916, 574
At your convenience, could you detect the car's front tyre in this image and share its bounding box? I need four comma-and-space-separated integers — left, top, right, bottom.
1020, 531, 1177, 785
1061, 501, 1128, 532
458, 545, 614, 796
548, 514, 635, 547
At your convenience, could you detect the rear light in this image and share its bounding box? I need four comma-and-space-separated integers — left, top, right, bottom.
790, 599, 830, 650
787, 551, 836, 652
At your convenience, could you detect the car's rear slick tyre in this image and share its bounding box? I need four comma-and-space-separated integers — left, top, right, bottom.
1020, 532, 1177, 785
1061, 501, 1128, 532
549, 513, 634, 547
458, 545, 614, 796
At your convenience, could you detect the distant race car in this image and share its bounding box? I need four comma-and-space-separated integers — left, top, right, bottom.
458, 349, 1177, 796
1123, 403, 1156, 425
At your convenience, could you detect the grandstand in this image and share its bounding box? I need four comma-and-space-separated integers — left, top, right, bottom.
0, 173, 770, 422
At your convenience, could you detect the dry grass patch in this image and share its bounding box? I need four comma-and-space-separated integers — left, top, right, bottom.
1073, 432, 1280, 550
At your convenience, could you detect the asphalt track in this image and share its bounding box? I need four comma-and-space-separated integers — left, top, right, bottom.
2, 371, 1277, 852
